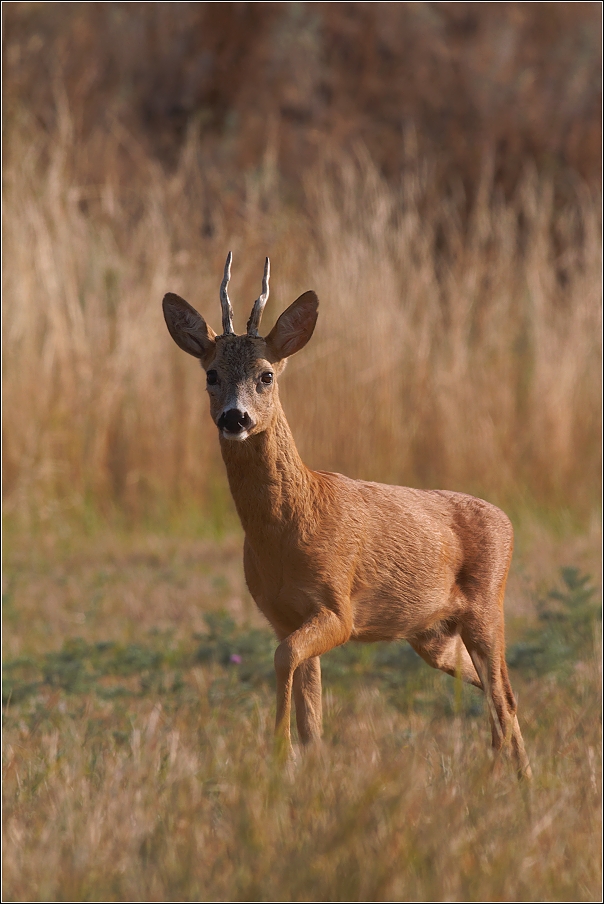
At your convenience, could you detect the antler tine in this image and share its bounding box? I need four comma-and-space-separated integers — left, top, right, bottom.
220, 251, 235, 336
246, 257, 270, 337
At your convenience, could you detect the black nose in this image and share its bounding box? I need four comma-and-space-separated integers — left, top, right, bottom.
217, 408, 252, 434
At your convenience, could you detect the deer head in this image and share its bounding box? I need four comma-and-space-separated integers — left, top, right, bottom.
162, 253, 318, 441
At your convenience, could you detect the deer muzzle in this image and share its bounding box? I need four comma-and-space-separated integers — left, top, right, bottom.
217, 408, 254, 440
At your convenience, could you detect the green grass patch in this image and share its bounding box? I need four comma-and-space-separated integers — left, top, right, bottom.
5, 567, 599, 724
507, 567, 601, 677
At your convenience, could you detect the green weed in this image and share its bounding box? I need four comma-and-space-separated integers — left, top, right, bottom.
7, 567, 599, 718
508, 568, 601, 677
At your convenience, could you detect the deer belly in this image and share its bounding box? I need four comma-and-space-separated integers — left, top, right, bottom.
350, 582, 460, 642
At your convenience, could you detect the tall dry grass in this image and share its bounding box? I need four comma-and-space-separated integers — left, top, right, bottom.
3, 111, 600, 526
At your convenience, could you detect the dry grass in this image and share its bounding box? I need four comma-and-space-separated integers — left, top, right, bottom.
3, 685, 601, 902
2, 525, 601, 902
3, 116, 600, 526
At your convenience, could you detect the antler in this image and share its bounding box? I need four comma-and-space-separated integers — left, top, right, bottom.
246, 257, 270, 337
220, 251, 235, 336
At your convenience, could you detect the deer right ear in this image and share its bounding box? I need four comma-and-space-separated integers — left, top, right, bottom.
265, 291, 319, 362
162, 293, 217, 366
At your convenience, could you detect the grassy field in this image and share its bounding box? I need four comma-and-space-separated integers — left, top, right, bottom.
2, 5, 601, 900
2, 515, 601, 902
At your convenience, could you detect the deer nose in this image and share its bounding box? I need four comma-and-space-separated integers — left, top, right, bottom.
218, 408, 253, 435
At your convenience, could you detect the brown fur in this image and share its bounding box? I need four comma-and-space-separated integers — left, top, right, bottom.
162, 268, 531, 779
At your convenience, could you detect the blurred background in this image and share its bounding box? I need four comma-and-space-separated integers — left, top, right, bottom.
3, 1, 602, 528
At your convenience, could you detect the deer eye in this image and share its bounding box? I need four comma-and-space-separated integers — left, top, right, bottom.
206, 370, 219, 386
260, 372, 273, 385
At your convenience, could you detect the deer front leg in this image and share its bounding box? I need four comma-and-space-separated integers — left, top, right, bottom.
274, 609, 350, 754
293, 657, 322, 744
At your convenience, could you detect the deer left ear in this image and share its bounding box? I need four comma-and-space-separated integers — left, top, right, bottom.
265, 291, 319, 362
162, 293, 217, 366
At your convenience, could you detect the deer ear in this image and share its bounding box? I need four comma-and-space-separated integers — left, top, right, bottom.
162, 293, 217, 366
265, 291, 318, 361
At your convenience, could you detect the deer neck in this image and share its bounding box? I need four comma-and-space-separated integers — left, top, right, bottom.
219, 399, 313, 541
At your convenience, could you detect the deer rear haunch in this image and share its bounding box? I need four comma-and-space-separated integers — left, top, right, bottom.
162, 253, 531, 780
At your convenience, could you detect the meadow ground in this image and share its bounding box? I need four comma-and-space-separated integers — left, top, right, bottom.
2, 513, 601, 902
3, 10, 601, 895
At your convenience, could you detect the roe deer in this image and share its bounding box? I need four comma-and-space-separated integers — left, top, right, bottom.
162, 253, 531, 779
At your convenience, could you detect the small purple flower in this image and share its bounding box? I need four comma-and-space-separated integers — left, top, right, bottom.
229, 653, 242, 664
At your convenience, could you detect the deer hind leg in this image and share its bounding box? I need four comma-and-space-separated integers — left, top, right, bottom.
412, 624, 531, 779
410, 627, 506, 750
466, 645, 509, 749
499, 654, 532, 779
274, 608, 350, 754
410, 628, 482, 688
293, 657, 322, 745
466, 640, 531, 780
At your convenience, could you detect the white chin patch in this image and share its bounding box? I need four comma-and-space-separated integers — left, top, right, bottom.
222, 429, 249, 442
